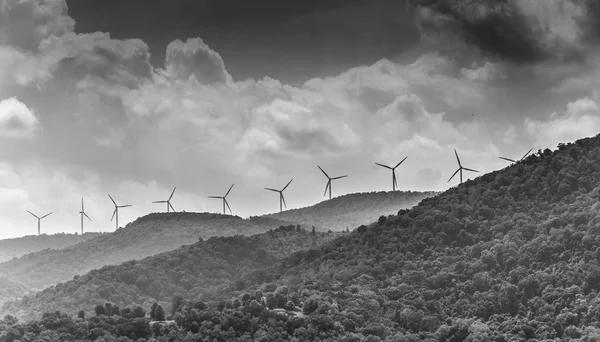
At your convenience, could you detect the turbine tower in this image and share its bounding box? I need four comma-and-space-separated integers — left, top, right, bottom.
318, 165, 348, 200
152, 187, 177, 212
79, 198, 91, 234
26, 210, 52, 236
448, 149, 479, 185
108, 194, 132, 231
376, 156, 408, 191
208, 184, 234, 215
265, 179, 293, 212
499, 148, 533, 164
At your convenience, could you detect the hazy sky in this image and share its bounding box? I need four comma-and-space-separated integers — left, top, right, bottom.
1, 0, 600, 239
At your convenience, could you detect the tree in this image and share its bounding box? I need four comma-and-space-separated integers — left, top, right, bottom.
150, 302, 158, 320
171, 295, 185, 314
154, 305, 166, 321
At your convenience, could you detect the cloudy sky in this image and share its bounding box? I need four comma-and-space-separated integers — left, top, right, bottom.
1, 0, 599, 239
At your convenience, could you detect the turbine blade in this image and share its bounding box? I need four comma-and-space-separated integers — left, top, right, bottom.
169, 202, 176, 212
26, 210, 39, 219
82, 198, 84, 211
224, 199, 232, 214
84, 212, 92, 221
375, 163, 392, 170
153, 201, 167, 203
208, 196, 222, 199
448, 168, 460, 182
521, 148, 533, 161
107, 194, 116, 206
265, 188, 279, 192
282, 178, 293, 191
225, 184, 234, 197
323, 181, 330, 197
168, 187, 176, 201
463, 167, 479, 173
394, 156, 408, 169
119, 205, 133, 208
454, 149, 461, 167
499, 157, 516, 163
281, 194, 287, 209
332, 175, 348, 180
111, 209, 117, 221
41, 212, 52, 219
317, 165, 329, 178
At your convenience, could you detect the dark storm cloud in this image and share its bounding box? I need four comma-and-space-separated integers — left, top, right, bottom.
409, 0, 590, 64
67, 0, 366, 29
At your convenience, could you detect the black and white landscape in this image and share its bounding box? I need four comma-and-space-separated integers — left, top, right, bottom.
2, 0, 600, 341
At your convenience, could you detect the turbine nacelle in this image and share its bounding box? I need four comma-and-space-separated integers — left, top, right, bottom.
152, 187, 177, 212
499, 148, 533, 164
448, 149, 479, 184
208, 184, 234, 214
318, 165, 348, 200
26, 210, 52, 235
79, 197, 91, 234
376, 156, 407, 191
108, 194, 132, 230
265, 179, 293, 212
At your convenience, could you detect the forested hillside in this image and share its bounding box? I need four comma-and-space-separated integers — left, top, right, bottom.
5, 136, 600, 340
0, 277, 29, 308
0, 232, 104, 263
0, 213, 292, 296
1, 225, 341, 322
265, 191, 436, 231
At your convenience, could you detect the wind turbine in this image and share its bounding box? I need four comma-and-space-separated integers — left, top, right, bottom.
208, 184, 234, 215
265, 179, 293, 212
499, 148, 533, 164
448, 149, 479, 185
79, 198, 91, 234
152, 187, 177, 212
108, 194, 132, 230
376, 156, 408, 191
26, 210, 52, 236
318, 165, 348, 200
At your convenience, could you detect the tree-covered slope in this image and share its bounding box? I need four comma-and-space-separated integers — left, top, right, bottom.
1, 225, 340, 322
0, 213, 293, 295
0, 277, 30, 308
0, 232, 104, 263
202, 136, 600, 341
265, 190, 437, 231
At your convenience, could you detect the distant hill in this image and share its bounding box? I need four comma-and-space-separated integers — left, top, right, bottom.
0, 213, 294, 296
0, 233, 104, 263
264, 190, 437, 231
0, 276, 30, 308
1, 225, 342, 321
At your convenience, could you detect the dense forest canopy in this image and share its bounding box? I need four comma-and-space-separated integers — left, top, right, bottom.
4, 136, 600, 340
1, 225, 342, 322
0, 213, 294, 296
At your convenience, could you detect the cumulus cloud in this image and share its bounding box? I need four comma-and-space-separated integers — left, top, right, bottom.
0, 97, 39, 139
0, 0, 74, 51
163, 38, 231, 84
526, 97, 600, 149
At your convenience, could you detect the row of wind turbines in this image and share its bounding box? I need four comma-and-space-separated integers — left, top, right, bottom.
25, 148, 533, 235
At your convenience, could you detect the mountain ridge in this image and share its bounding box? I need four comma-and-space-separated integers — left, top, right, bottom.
0, 232, 104, 263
